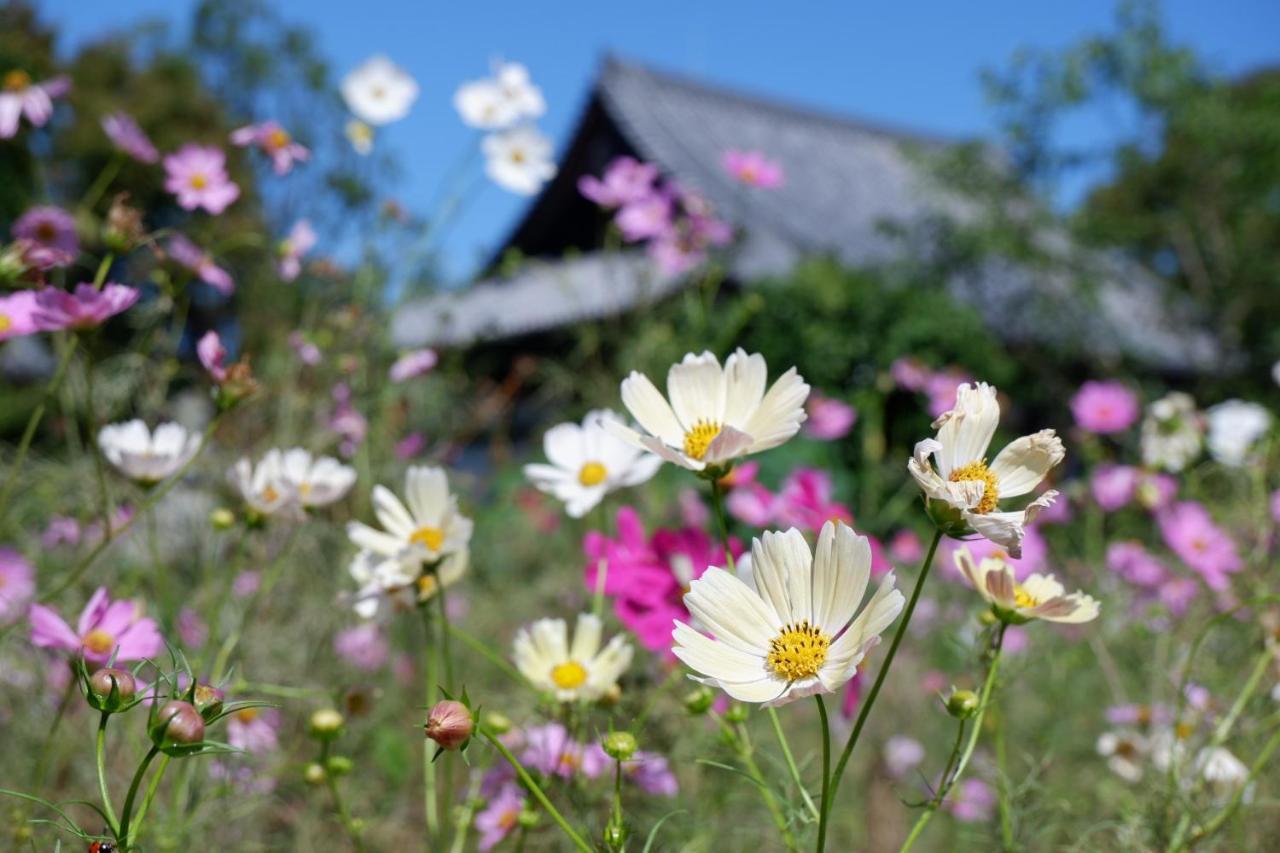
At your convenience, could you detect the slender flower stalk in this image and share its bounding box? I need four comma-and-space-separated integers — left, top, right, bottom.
96, 712, 119, 833
0, 334, 78, 520
117, 745, 161, 848
768, 707, 819, 820
814, 695, 832, 853
423, 606, 440, 842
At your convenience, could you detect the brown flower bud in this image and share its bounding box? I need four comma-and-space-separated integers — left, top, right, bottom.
89, 667, 137, 702
424, 700, 473, 751
154, 700, 205, 745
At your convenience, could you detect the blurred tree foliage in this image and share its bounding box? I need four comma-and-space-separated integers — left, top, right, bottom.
937, 0, 1280, 387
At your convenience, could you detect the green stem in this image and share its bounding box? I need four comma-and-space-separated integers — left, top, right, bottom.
209, 526, 298, 683
608, 757, 625, 850
709, 477, 735, 570
326, 770, 367, 852
814, 695, 832, 853
448, 772, 484, 853
0, 335, 78, 522
128, 754, 170, 843
447, 622, 527, 685
996, 710, 1014, 850
711, 711, 798, 852
768, 707, 820, 820
80, 154, 123, 212
92, 251, 116, 289
423, 606, 440, 841
437, 582, 455, 693
900, 623, 1008, 853
96, 713, 120, 834
481, 727, 593, 852
1208, 649, 1272, 750
117, 745, 159, 848
830, 529, 943, 801
592, 501, 610, 621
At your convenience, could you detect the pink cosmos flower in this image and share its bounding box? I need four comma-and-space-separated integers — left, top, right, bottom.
0, 548, 36, 624
775, 468, 852, 531
1106, 541, 1167, 588
841, 671, 864, 720
944, 778, 996, 822
197, 330, 227, 381
578, 156, 659, 208
647, 197, 732, 275
584, 506, 743, 655
288, 331, 322, 366
890, 357, 930, 392
176, 607, 207, 649
520, 723, 607, 779
804, 395, 857, 440
1035, 491, 1073, 524
168, 234, 234, 294
333, 623, 389, 670
41, 516, 81, 549
722, 149, 784, 188
32, 283, 140, 331
1272, 490, 1280, 523
227, 707, 280, 753
1091, 464, 1138, 512
677, 487, 710, 527
940, 524, 1048, 581
889, 529, 923, 564
476, 785, 525, 852
1134, 472, 1178, 511
29, 586, 163, 664
101, 112, 159, 163
1002, 626, 1029, 655
727, 480, 776, 527
329, 383, 368, 458
884, 735, 926, 779
621, 751, 679, 795
395, 431, 427, 460
1106, 703, 1173, 727
276, 220, 316, 282
389, 348, 438, 382
0, 71, 69, 138
1071, 380, 1140, 435
923, 368, 973, 418
12, 206, 78, 266
0, 290, 39, 341
230, 121, 309, 175
616, 194, 673, 242
1158, 502, 1241, 591
1159, 577, 1200, 615
164, 144, 240, 214
232, 571, 260, 598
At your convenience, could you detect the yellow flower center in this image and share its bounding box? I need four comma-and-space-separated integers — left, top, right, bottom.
3, 70, 31, 91
190, 173, 208, 190
510, 148, 526, 164
83, 629, 116, 655
1013, 584, 1039, 609
1114, 739, 1139, 760
417, 574, 438, 598
409, 526, 445, 551
1175, 722, 1194, 740
578, 461, 608, 486
550, 661, 588, 689
236, 708, 259, 723
0, 314, 11, 333
267, 127, 291, 149
766, 621, 830, 682
261, 484, 280, 503
949, 460, 1000, 514
499, 808, 519, 830
298, 482, 313, 498
683, 420, 722, 461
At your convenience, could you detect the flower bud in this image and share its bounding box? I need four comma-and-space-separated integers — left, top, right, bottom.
517, 807, 540, 829
482, 710, 512, 735
192, 684, 224, 719
945, 688, 980, 720
683, 686, 714, 716
725, 703, 748, 724
89, 667, 137, 705
602, 731, 638, 761
210, 508, 236, 530
153, 700, 205, 746
310, 708, 345, 739
304, 762, 328, 785
603, 820, 628, 849
424, 700, 473, 751
326, 755, 354, 776
924, 499, 973, 539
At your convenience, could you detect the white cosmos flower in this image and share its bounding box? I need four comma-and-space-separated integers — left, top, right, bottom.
229, 449, 296, 517
672, 521, 905, 707
1205, 399, 1271, 467
513, 613, 633, 702
98, 420, 200, 484
341, 55, 419, 126
454, 61, 545, 130
279, 448, 356, 508
1097, 731, 1147, 783
348, 547, 468, 620
522, 410, 662, 518
482, 126, 556, 195
1194, 747, 1253, 804
954, 548, 1099, 624
908, 382, 1064, 558
1140, 392, 1202, 472
610, 349, 810, 474
346, 466, 472, 567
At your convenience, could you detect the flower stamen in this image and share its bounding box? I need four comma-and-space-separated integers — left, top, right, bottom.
766, 621, 830, 682
578, 461, 608, 487
409, 526, 444, 551
550, 661, 588, 689
683, 420, 722, 461
949, 460, 1000, 514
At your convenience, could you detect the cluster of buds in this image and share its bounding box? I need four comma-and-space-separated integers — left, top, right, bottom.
304, 709, 355, 784
102, 193, 145, 253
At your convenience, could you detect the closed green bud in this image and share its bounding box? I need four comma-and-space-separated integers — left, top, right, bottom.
602, 731, 638, 761
945, 688, 980, 720
683, 686, 714, 716
304, 762, 327, 785
210, 508, 236, 530
517, 807, 540, 829
725, 703, 748, 724
482, 710, 512, 735
326, 755, 353, 776
309, 708, 345, 739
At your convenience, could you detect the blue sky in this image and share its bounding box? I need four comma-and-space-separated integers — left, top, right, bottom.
39, 0, 1280, 282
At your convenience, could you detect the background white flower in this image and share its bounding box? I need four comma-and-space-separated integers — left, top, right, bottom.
672, 521, 904, 706
612, 349, 809, 472
1205, 399, 1271, 467
482, 126, 556, 195
341, 55, 419, 125
98, 420, 200, 484
279, 448, 356, 508
229, 450, 296, 517
954, 547, 1099, 624
1097, 731, 1147, 782
454, 60, 545, 130
513, 613, 633, 702
346, 466, 472, 567
1140, 392, 1203, 472
523, 410, 661, 517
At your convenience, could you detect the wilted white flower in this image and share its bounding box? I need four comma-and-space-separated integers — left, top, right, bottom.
673, 521, 904, 706
98, 420, 200, 484
610, 349, 809, 474
954, 548, 1099, 624
279, 448, 356, 508
1140, 392, 1202, 472
482, 126, 556, 195
908, 382, 1064, 557
341, 55, 419, 126
347, 466, 472, 567
1205, 399, 1271, 467
523, 410, 661, 518
348, 547, 468, 620
513, 613, 633, 702
1096, 731, 1147, 783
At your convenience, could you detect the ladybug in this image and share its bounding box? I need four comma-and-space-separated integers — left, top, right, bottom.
89, 842, 116, 853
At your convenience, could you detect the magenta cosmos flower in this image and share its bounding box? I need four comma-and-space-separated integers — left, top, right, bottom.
722, 149, 784, 188
0, 290, 39, 341
804, 394, 857, 440
167, 234, 234, 294
230, 121, 309, 175
0, 70, 69, 138
32, 283, 140, 331
1091, 464, 1139, 512
164, 144, 240, 214
101, 112, 159, 163
1106, 541, 1167, 588
0, 548, 36, 625
476, 784, 525, 852
584, 506, 743, 655
578, 156, 659, 209
197, 330, 228, 381
12, 205, 78, 266
29, 586, 163, 664
227, 707, 280, 753
1157, 501, 1241, 591
1071, 380, 1140, 435
277, 220, 316, 282
333, 622, 389, 670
